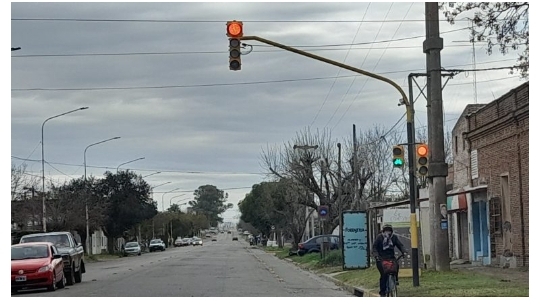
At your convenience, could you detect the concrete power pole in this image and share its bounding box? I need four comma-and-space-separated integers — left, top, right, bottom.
352, 124, 358, 210
424, 3, 450, 271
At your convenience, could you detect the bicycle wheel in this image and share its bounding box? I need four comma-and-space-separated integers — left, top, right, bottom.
387, 275, 398, 297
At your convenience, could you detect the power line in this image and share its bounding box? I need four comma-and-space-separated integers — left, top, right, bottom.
329, 2, 414, 130
10, 44, 478, 58
11, 73, 519, 92
11, 156, 265, 175
309, 2, 372, 127
11, 18, 475, 23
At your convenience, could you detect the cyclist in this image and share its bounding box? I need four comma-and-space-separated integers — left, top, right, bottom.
372, 224, 407, 297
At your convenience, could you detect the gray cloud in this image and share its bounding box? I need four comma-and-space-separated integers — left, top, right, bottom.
10, 2, 527, 216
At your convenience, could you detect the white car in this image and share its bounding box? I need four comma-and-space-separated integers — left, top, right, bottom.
192, 237, 203, 246
149, 239, 166, 252
123, 242, 141, 256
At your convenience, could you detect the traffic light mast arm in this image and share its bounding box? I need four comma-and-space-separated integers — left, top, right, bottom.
240, 36, 411, 113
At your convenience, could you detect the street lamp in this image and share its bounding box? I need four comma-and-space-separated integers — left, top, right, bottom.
41, 107, 89, 232
150, 182, 172, 239
83, 136, 121, 255
142, 171, 161, 179
161, 187, 182, 212
116, 157, 145, 173
169, 194, 187, 208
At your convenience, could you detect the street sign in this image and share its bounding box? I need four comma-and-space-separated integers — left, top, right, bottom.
318, 205, 329, 217
271, 225, 275, 230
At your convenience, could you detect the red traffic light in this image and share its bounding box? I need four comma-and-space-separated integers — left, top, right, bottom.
416, 144, 428, 157
226, 21, 243, 37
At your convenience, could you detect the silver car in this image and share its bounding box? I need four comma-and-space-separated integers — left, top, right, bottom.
123, 242, 141, 256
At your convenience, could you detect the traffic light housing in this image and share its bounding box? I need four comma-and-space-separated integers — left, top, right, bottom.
392, 145, 405, 168
226, 21, 243, 71
416, 143, 429, 177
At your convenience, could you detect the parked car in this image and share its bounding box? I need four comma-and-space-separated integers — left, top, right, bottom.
11, 242, 66, 293
227, 231, 232, 234
295, 235, 340, 256
192, 237, 203, 246
174, 238, 184, 247
149, 239, 166, 252
205, 234, 212, 238
123, 242, 142, 256
232, 236, 238, 241
19, 231, 85, 286
183, 238, 192, 246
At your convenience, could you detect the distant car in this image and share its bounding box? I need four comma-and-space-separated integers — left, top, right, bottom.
149, 239, 166, 252
174, 238, 184, 247
227, 231, 232, 234
123, 242, 141, 256
212, 237, 217, 242
295, 235, 340, 256
11, 242, 66, 293
192, 237, 203, 246
205, 234, 212, 238
232, 237, 238, 241
183, 238, 192, 246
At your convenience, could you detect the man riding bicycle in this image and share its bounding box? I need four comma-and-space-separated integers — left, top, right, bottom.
372, 224, 407, 297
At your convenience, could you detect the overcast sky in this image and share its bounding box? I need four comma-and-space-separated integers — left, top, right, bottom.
9, 2, 529, 224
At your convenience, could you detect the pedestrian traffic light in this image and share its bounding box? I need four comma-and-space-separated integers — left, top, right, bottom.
392, 145, 405, 168
416, 143, 429, 177
226, 21, 243, 71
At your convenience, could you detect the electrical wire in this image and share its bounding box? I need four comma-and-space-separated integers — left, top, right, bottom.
329, 2, 414, 130
11, 18, 475, 23
309, 2, 371, 127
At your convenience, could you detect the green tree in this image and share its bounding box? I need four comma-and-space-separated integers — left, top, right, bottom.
239, 179, 310, 249
188, 185, 232, 227
96, 171, 157, 253
440, 2, 529, 78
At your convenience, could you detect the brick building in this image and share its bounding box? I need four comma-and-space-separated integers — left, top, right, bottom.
449, 82, 528, 267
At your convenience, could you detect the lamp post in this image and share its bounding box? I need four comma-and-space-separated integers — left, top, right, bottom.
41, 107, 89, 232
117, 157, 145, 173
150, 182, 172, 238
161, 187, 182, 212
142, 171, 161, 179
83, 136, 121, 255
169, 194, 187, 209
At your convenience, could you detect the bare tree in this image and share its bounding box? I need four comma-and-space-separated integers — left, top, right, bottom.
440, 2, 529, 78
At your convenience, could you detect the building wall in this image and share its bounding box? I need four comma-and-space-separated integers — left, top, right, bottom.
466, 82, 528, 267
452, 104, 487, 189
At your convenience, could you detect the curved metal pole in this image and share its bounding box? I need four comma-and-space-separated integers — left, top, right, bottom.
83, 136, 120, 255
41, 107, 88, 232
117, 157, 145, 173
161, 187, 182, 212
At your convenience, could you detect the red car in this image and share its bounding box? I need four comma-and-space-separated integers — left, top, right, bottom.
11, 242, 66, 293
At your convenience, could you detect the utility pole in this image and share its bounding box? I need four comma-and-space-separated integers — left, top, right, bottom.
424, 3, 450, 271
337, 143, 343, 252
352, 125, 358, 210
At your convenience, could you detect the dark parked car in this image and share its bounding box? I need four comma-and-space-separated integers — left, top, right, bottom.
294, 235, 340, 256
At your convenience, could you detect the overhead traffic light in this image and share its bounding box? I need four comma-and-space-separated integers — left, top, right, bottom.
226, 20, 243, 71
392, 145, 405, 168
416, 143, 429, 177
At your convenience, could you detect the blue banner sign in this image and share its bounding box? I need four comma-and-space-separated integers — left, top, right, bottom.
342, 211, 369, 269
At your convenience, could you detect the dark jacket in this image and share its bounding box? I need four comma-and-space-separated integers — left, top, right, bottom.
372, 233, 406, 259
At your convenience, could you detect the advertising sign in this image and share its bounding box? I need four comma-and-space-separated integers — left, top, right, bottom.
341, 211, 369, 269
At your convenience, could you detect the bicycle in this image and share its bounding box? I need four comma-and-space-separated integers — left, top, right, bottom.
381, 254, 405, 297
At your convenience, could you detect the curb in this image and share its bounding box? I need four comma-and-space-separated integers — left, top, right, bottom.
280, 257, 379, 297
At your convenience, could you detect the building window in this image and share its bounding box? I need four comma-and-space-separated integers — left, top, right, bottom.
455, 136, 458, 153
489, 197, 502, 236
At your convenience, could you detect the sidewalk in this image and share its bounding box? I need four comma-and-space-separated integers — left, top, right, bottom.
278, 258, 529, 297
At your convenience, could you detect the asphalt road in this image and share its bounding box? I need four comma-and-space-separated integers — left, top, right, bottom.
13, 233, 350, 297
